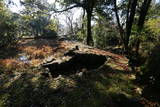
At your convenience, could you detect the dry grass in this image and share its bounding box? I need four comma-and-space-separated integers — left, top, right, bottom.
0, 59, 29, 72
19, 45, 54, 59
0, 39, 130, 73
0, 39, 70, 71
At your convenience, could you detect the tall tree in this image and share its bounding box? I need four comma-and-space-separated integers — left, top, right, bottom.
135, 0, 152, 53
20, 0, 57, 37
53, 0, 104, 45
113, 0, 138, 53
0, 0, 18, 48
113, 0, 152, 54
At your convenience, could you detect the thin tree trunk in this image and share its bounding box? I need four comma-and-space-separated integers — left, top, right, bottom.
113, 0, 126, 51
86, 10, 93, 45
70, 22, 74, 34
81, 9, 86, 41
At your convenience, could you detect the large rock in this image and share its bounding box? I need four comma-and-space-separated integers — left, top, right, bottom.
41, 52, 107, 77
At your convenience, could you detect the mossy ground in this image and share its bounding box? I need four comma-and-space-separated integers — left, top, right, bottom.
0, 60, 142, 107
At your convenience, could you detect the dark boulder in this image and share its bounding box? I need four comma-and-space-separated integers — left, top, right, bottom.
41, 52, 107, 77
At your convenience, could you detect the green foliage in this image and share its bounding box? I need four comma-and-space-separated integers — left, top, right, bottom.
146, 18, 160, 41
137, 43, 160, 102
20, 0, 57, 38
0, 1, 17, 48
148, 3, 160, 18
45, 18, 58, 32
75, 17, 87, 41
93, 15, 120, 48
43, 18, 58, 37
129, 2, 160, 47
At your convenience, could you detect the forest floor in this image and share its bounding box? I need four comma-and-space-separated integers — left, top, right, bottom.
0, 39, 159, 107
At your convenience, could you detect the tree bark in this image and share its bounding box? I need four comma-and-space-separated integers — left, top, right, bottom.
125, 0, 138, 53
135, 0, 152, 54
138, 0, 152, 31
86, 10, 93, 45
113, 0, 126, 51
86, 0, 95, 46
81, 9, 86, 41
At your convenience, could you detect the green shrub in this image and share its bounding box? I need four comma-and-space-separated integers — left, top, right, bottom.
0, 20, 17, 48
138, 43, 160, 102
93, 24, 120, 49
0, 2, 18, 48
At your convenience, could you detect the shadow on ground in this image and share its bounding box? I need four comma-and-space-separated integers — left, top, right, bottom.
0, 47, 21, 59
0, 63, 147, 107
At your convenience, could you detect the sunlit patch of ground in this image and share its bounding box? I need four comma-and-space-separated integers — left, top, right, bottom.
0, 39, 129, 72
0, 39, 69, 71
0, 59, 30, 72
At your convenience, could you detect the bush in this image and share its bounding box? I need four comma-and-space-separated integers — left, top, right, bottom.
0, 3, 18, 48
0, 21, 17, 48
42, 29, 57, 38
137, 43, 160, 102
93, 24, 120, 49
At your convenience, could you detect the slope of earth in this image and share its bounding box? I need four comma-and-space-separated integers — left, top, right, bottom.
0, 39, 159, 107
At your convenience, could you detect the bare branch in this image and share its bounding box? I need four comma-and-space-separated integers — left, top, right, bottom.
113, 0, 124, 40
72, 0, 84, 8
53, 4, 81, 13
52, 0, 85, 13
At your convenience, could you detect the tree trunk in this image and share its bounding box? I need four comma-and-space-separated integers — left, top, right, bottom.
135, 0, 152, 54
125, 0, 138, 54
137, 0, 152, 30
86, 10, 93, 45
81, 9, 86, 42
113, 0, 126, 51
70, 22, 74, 34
